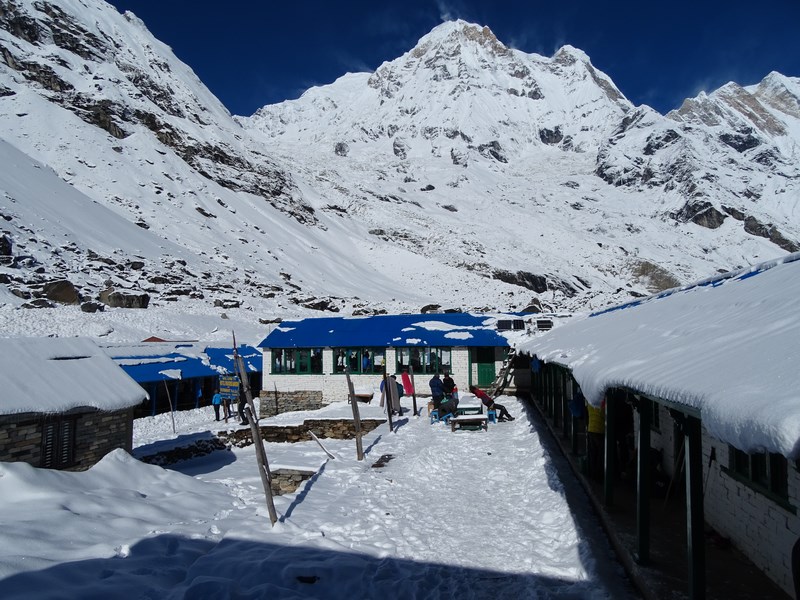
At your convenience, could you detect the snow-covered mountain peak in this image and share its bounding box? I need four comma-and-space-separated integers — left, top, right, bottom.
408, 20, 510, 60
2, 3, 799, 336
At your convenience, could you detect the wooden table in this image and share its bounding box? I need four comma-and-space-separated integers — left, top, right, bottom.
451, 414, 488, 432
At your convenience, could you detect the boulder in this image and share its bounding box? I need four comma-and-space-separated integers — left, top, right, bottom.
99, 288, 150, 308
80, 301, 105, 313
0, 234, 11, 256
42, 279, 80, 304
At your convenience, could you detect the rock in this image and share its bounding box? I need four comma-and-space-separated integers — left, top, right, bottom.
42, 279, 80, 304
80, 301, 104, 313
521, 298, 543, 313
420, 304, 441, 313
673, 201, 727, 229
539, 127, 563, 145
719, 131, 761, 153
477, 140, 507, 163
392, 138, 408, 159
334, 142, 349, 157
22, 298, 54, 309
99, 288, 150, 308
214, 298, 241, 309
0, 234, 11, 256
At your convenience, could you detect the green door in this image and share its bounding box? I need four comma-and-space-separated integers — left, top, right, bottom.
477, 363, 496, 386
475, 348, 496, 386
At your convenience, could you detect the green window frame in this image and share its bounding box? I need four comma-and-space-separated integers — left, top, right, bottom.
271, 348, 323, 374
333, 348, 386, 374
396, 347, 451, 375
724, 446, 791, 509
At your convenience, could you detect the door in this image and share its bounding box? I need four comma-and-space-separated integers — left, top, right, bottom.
475, 347, 496, 386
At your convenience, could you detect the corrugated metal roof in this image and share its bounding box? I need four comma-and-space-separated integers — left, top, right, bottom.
258, 313, 512, 349
110, 345, 262, 384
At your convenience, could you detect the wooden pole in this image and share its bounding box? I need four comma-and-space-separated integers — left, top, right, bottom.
345, 369, 364, 460
162, 380, 176, 434
233, 332, 278, 526
409, 366, 418, 417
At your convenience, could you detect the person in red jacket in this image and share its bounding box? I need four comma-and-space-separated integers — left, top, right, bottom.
469, 385, 515, 421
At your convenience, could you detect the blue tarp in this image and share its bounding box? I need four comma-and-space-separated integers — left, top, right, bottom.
258, 313, 511, 349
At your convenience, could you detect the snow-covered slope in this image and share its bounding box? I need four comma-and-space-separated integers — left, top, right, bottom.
1, 4, 798, 342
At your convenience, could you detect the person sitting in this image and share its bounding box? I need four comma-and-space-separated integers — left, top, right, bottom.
469, 385, 515, 421
436, 373, 456, 417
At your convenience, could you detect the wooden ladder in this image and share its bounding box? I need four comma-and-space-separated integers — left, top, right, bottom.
488, 348, 516, 398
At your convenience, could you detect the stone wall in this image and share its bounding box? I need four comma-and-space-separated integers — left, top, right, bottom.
73, 409, 134, 470
0, 408, 133, 471
258, 390, 326, 418
223, 418, 386, 445
271, 468, 315, 495
138, 418, 386, 468
0, 418, 41, 464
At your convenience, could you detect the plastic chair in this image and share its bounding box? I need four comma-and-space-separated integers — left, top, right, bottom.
487, 409, 497, 424
429, 409, 439, 424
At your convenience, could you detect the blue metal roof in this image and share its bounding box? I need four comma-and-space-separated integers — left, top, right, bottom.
258, 313, 511, 349
114, 345, 262, 384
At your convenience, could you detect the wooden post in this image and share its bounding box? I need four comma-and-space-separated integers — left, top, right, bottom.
162, 380, 176, 434
635, 396, 652, 565
233, 332, 278, 526
345, 369, 364, 461
685, 415, 706, 600
409, 366, 418, 417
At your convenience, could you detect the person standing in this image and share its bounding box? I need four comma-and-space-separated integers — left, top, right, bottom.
442, 372, 456, 397
469, 385, 515, 421
211, 389, 223, 421
429, 372, 444, 409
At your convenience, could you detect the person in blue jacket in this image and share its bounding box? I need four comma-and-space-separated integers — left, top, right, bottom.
429, 372, 445, 409
211, 389, 223, 421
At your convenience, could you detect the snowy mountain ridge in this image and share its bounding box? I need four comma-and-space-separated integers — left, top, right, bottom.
1, 1, 799, 342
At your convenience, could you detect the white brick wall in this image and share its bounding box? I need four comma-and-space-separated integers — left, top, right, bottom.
261, 347, 474, 404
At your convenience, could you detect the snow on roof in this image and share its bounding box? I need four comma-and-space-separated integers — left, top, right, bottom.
258, 313, 512, 349
0, 337, 147, 416
518, 253, 800, 459
102, 343, 262, 383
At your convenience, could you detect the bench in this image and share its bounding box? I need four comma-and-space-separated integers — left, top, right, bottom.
430, 409, 454, 424
451, 414, 488, 432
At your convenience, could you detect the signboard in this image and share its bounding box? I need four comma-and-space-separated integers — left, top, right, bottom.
219, 375, 240, 400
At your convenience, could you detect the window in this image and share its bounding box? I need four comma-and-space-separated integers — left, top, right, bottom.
396, 347, 451, 375
271, 348, 323, 374
727, 446, 789, 500
333, 348, 386, 374
41, 417, 77, 469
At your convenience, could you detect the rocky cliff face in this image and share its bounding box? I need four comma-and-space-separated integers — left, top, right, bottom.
1, 6, 798, 322
596, 72, 800, 252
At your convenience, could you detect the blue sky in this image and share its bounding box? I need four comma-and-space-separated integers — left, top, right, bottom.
106, 0, 799, 117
